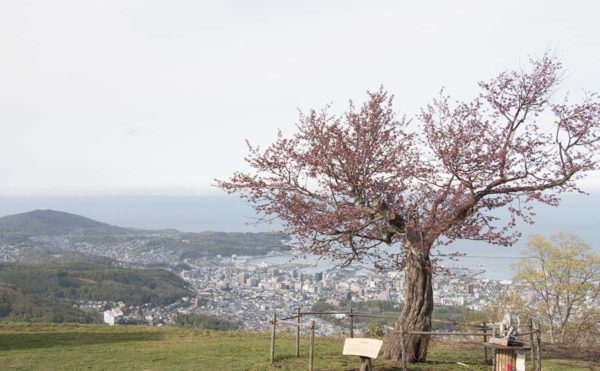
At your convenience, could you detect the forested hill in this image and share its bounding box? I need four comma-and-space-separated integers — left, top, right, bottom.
0, 260, 190, 322
0, 209, 130, 235
0, 210, 290, 261
0, 260, 190, 306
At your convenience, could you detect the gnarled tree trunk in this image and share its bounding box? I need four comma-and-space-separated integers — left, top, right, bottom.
382, 247, 433, 362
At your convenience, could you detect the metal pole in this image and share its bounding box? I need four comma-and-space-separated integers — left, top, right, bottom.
483, 321, 488, 364
296, 308, 301, 358
349, 307, 354, 338
270, 312, 276, 364
309, 320, 315, 371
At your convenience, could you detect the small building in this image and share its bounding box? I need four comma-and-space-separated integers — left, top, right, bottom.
103, 308, 124, 326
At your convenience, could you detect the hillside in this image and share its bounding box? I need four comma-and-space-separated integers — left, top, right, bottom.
0, 283, 100, 323
0, 210, 290, 262
0, 260, 190, 306
0, 209, 130, 235
0, 260, 190, 323
0, 323, 597, 370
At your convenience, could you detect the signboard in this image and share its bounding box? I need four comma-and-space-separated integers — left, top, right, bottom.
342, 338, 383, 359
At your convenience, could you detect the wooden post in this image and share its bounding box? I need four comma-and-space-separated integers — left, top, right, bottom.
483, 321, 488, 364
309, 320, 315, 371
528, 318, 535, 369
491, 323, 496, 369
359, 356, 372, 371
296, 308, 301, 358
349, 307, 354, 338
535, 322, 542, 371
270, 312, 276, 364
400, 324, 407, 371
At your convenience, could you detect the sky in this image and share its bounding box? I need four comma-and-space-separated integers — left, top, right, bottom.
1, 0, 600, 197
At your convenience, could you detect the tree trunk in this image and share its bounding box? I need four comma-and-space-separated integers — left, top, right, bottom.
548, 320, 556, 344
382, 247, 433, 362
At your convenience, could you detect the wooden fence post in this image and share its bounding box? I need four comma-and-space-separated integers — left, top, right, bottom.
535, 321, 542, 371
528, 317, 535, 369
491, 323, 496, 369
296, 308, 301, 358
270, 312, 276, 364
482, 321, 488, 364
309, 320, 315, 371
400, 324, 407, 371
349, 307, 354, 338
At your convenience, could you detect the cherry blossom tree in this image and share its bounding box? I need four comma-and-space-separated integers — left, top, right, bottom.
217, 54, 600, 362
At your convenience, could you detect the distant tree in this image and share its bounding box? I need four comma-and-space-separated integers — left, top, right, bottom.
219, 53, 600, 362
514, 233, 600, 343
480, 290, 528, 327
175, 314, 240, 331
311, 300, 335, 313
571, 303, 600, 345
365, 321, 386, 338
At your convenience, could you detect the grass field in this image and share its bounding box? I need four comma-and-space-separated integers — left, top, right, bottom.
0, 323, 597, 370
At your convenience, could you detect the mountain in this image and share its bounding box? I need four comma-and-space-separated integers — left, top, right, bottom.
0, 209, 130, 235
0, 209, 290, 263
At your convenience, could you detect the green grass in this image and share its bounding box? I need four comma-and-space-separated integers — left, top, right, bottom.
0, 323, 597, 370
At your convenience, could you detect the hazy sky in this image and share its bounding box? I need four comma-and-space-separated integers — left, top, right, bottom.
1, 0, 600, 196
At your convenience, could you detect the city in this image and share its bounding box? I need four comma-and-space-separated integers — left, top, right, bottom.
53, 245, 515, 336
181, 253, 515, 335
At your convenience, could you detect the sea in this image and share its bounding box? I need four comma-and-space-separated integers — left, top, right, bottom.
250, 246, 525, 281
0, 193, 598, 281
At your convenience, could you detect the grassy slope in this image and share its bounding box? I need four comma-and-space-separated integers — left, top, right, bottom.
0, 323, 597, 371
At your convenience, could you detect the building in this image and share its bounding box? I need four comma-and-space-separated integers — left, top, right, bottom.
239, 272, 249, 285
465, 283, 474, 295
103, 308, 124, 326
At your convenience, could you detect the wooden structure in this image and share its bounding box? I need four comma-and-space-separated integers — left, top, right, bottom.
394, 329, 540, 371
483, 343, 531, 371
269, 312, 316, 371
270, 309, 542, 371
342, 338, 383, 371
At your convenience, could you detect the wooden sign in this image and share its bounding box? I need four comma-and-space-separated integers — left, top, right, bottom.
342, 338, 383, 359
